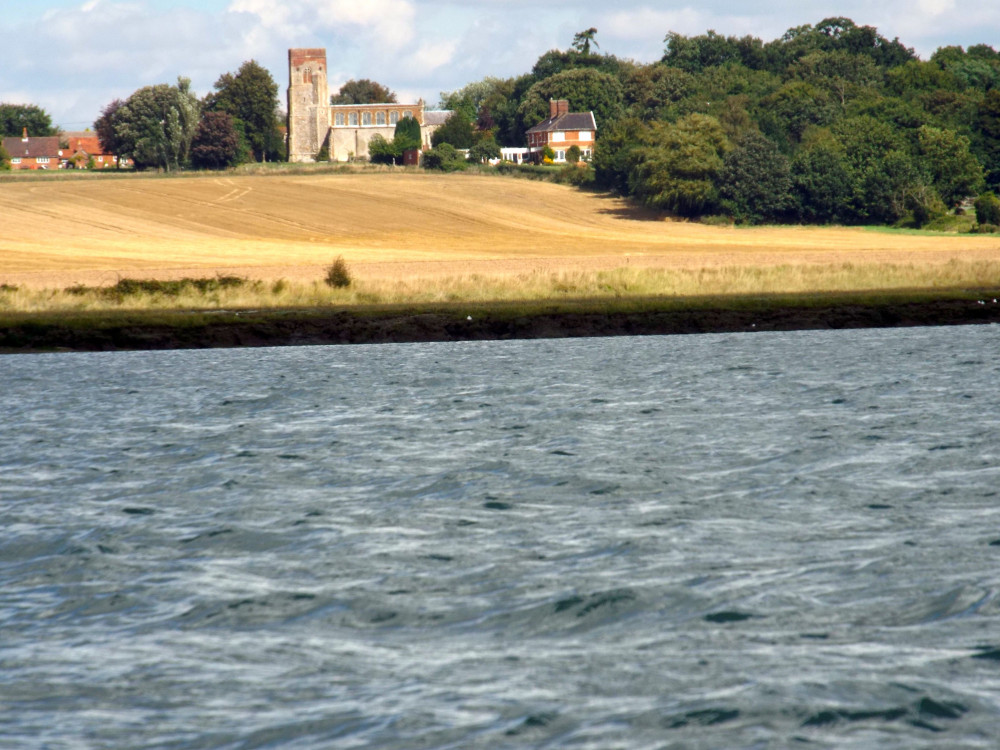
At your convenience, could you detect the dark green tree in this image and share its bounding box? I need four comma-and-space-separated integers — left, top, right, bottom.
719, 131, 793, 223
468, 136, 502, 164
94, 99, 127, 167
592, 117, 645, 194
518, 68, 625, 135
204, 60, 281, 162
367, 133, 399, 165
331, 79, 397, 104
627, 114, 729, 215
421, 143, 467, 171
190, 111, 241, 169
0, 142, 11, 170
0, 103, 58, 137
974, 192, 1000, 224
394, 116, 422, 152
791, 137, 855, 223
112, 78, 200, 171
572, 28, 599, 55
431, 111, 475, 148
917, 125, 984, 205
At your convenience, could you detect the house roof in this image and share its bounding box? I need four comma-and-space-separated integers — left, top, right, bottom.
422, 110, 452, 127
526, 111, 597, 135
2, 135, 62, 159
63, 132, 108, 156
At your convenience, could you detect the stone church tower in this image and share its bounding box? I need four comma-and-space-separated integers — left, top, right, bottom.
287, 49, 330, 163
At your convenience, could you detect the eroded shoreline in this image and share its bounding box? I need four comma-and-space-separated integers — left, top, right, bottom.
4, 295, 999, 354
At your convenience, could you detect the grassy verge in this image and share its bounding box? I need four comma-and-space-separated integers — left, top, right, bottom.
3, 259, 1000, 314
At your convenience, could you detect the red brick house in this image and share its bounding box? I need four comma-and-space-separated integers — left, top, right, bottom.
62, 131, 128, 169
526, 100, 597, 163
2, 129, 63, 170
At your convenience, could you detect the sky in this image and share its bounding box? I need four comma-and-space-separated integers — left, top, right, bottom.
2, 0, 999, 132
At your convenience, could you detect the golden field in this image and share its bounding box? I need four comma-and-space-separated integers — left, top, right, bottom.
2, 169, 1000, 310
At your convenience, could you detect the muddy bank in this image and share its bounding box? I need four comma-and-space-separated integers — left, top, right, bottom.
3, 296, 1000, 354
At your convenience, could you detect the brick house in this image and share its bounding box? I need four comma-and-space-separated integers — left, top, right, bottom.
525, 100, 597, 163
62, 131, 128, 169
2, 129, 64, 170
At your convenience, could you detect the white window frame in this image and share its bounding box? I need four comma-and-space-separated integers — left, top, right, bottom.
362, 112, 372, 126
335, 112, 345, 126
376, 112, 386, 126
389, 111, 399, 125
349, 112, 358, 126
551, 132, 566, 142
555, 150, 565, 162
36, 157, 50, 164
578, 131, 593, 141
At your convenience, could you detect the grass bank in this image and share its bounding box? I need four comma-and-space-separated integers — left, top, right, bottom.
3, 285, 999, 354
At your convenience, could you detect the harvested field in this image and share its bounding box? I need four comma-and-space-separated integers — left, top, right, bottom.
3, 170, 1000, 293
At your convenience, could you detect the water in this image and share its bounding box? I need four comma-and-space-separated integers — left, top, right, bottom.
2, 326, 1000, 749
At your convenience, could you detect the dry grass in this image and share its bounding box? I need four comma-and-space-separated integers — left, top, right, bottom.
3, 259, 998, 313
2, 170, 1000, 309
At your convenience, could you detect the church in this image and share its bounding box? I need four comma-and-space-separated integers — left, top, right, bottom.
287, 48, 450, 163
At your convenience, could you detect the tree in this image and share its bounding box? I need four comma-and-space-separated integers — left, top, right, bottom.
0, 103, 58, 137
0, 142, 11, 171
394, 116, 422, 152
627, 114, 729, 216
518, 68, 625, 136
917, 125, 984, 206
974, 192, 1000, 225
792, 137, 855, 223
94, 99, 127, 168
204, 60, 282, 162
572, 28, 599, 56
190, 111, 240, 169
367, 133, 399, 165
331, 79, 396, 104
112, 78, 200, 171
468, 137, 501, 164
593, 117, 646, 194
431, 111, 475, 148
719, 131, 793, 223
421, 143, 467, 171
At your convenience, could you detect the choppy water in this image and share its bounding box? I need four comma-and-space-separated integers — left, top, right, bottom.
2, 326, 1000, 749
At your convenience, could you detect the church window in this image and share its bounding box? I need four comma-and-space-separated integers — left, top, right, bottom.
349, 112, 358, 126
362, 112, 372, 126
376, 112, 386, 126
335, 112, 345, 126
403, 110, 412, 120
389, 111, 399, 125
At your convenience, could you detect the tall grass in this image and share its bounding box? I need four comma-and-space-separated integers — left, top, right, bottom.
2, 259, 998, 314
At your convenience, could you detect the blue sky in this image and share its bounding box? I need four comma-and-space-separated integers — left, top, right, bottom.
2, 0, 999, 131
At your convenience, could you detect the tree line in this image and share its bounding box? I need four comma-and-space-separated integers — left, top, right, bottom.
430, 17, 1000, 227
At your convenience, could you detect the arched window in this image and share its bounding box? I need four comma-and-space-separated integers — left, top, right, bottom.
389, 111, 399, 125
376, 112, 386, 126
349, 112, 358, 126
362, 112, 372, 126
335, 112, 345, 126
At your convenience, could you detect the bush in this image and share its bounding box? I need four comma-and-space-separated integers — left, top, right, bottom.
556, 163, 595, 186
566, 145, 581, 164
325, 256, 352, 288
972, 223, 999, 234
422, 143, 467, 172
974, 192, 1000, 225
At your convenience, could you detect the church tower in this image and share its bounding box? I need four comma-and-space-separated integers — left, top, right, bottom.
287, 48, 330, 163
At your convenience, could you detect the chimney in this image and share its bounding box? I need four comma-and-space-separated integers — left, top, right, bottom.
549, 99, 559, 119
557, 100, 570, 117
22, 127, 28, 142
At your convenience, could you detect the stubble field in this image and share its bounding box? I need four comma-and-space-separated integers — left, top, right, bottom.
2, 170, 1000, 310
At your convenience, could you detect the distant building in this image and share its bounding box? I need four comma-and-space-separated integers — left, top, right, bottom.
526, 100, 597, 163
62, 131, 129, 169
2, 129, 63, 170
287, 48, 450, 163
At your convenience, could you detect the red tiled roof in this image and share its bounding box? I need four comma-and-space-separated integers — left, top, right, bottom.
1, 135, 62, 159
